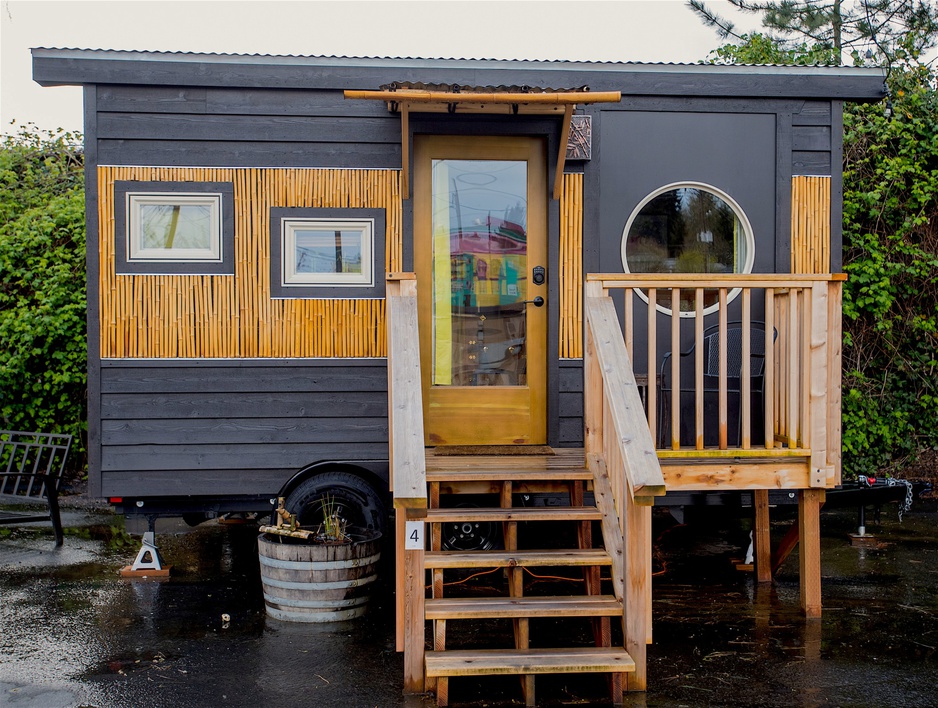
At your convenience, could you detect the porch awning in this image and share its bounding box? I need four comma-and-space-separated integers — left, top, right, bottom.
345, 85, 621, 198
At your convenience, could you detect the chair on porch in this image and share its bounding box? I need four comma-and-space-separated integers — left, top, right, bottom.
658, 322, 776, 448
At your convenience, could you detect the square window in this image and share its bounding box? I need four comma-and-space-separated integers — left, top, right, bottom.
114, 181, 235, 275
269, 208, 386, 299
282, 219, 374, 287
128, 193, 222, 262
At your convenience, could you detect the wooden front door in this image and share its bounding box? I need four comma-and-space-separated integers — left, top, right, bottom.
414, 135, 548, 445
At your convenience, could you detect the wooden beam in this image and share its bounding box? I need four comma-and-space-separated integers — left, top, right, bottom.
660, 458, 812, 491
401, 103, 410, 199
345, 89, 622, 105
623, 492, 651, 691
754, 489, 772, 583
799, 489, 824, 618
553, 105, 574, 201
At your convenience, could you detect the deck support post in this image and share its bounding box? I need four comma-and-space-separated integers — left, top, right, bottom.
402, 511, 426, 694
754, 489, 772, 582
623, 493, 651, 692
798, 489, 824, 618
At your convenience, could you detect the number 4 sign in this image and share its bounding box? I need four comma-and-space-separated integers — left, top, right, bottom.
405, 520, 424, 550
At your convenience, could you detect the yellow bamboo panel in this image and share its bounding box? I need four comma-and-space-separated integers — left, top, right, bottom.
559, 172, 584, 358
98, 166, 403, 358
791, 176, 831, 275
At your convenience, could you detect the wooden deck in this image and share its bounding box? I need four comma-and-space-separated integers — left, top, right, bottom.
386, 272, 841, 704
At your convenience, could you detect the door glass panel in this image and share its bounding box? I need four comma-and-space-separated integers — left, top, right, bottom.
431, 159, 527, 387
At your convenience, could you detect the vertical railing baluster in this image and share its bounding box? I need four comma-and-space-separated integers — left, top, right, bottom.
788, 289, 799, 449
670, 289, 680, 450
694, 288, 704, 450
646, 288, 657, 450
624, 287, 634, 361
764, 289, 775, 450
741, 288, 752, 450
801, 287, 812, 450
718, 288, 728, 450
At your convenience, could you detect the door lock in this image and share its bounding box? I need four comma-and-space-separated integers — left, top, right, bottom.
532, 266, 546, 286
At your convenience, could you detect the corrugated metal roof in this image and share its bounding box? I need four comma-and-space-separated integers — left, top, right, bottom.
30, 47, 885, 74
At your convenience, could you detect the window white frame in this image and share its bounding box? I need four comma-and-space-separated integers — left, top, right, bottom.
620, 181, 755, 318
127, 192, 223, 262
281, 218, 375, 288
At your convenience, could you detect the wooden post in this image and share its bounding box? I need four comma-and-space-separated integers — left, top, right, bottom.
754, 489, 772, 583
403, 511, 426, 693
584, 280, 605, 456
623, 492, 651, 691
798, 489, 824, 618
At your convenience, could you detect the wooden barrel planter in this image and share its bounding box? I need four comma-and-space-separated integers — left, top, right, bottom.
258, 529, 381, 623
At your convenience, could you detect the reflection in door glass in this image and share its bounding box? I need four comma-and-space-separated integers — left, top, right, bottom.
431, 159, 527, 387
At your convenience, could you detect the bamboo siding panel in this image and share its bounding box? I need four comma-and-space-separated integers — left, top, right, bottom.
791, 176, 831, 275
559, 173, 583, 358
98, 167, 402, 358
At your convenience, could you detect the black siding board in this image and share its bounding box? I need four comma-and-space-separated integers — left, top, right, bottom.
776, 112, 793, 273
558, 361, 584, 446
96, 86, 390, 118
85, 85, 103, 498
831, 101, 844, 272
558, 418, 584, 446
791, 151, 832, 175
100, 466, 382, 497
101, 364, 388, 394
559, 363, 583, 393
101, 443, 389, 472
33, 54, 886, 100
792, 125, 831, 151
96, 139, 400, 168
101, 391, 388, 419
792, 101, 832, 125
101, 417, 388, 445
97, 113, 400, 143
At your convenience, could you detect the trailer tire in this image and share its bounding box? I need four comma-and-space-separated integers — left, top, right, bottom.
284, 471, 386, 535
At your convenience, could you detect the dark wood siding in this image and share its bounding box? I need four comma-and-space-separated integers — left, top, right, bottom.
792, 101, 833, 176
98, 360, 389, 497
558, 361, 584, 447
94, 86, 400, 167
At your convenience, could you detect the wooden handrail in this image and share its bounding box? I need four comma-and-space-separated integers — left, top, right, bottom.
386, 274, 427, 509
584, 294, 665, 501
386, 273, 427, 694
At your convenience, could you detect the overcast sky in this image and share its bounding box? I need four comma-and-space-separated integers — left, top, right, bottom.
1, 0, 764, 135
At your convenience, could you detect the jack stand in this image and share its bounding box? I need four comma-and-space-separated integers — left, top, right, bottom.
120, 519, 171, 578
849, 504, 878, 547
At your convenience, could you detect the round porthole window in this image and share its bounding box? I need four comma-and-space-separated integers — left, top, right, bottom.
620, 182, 755, 316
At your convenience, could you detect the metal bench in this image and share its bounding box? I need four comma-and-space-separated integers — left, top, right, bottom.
0, 430, 73, 546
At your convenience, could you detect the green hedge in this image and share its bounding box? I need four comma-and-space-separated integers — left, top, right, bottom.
0, 126, 87, 473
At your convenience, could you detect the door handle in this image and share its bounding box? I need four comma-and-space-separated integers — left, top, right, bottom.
523, 296, 545, 307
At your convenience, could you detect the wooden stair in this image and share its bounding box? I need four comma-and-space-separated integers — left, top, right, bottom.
422, 449, 633, 707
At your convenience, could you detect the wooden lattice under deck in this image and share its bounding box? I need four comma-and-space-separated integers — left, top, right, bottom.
98, 166, 403, 358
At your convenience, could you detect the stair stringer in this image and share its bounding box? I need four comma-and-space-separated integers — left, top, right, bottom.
588, 452, 652, 691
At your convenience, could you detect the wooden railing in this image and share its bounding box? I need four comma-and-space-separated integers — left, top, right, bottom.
583, 283, 666, 691
386, 273, 427, 694
587, 273, 844, 488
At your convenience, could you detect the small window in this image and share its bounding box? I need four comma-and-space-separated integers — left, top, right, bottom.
114, 181, 235, 275
620, 182, 754, 316
128, 193, 222, 262
269, 207, 386, 299
281, 218, 374, 288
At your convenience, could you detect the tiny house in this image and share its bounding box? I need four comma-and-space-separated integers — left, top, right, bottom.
34, 49, 882, 704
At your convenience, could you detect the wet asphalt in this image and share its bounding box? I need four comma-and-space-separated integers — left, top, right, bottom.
1, 498, 936, 707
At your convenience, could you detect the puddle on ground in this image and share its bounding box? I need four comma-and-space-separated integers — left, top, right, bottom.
1, 503, 936, 707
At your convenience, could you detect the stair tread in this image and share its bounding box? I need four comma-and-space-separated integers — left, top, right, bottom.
427, 468, 592, 482
426, 595, 621, 619
426, 506, 600, 522
426, 449, 586, 472
425, 646, 635, 676
425, 549, 612, 569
